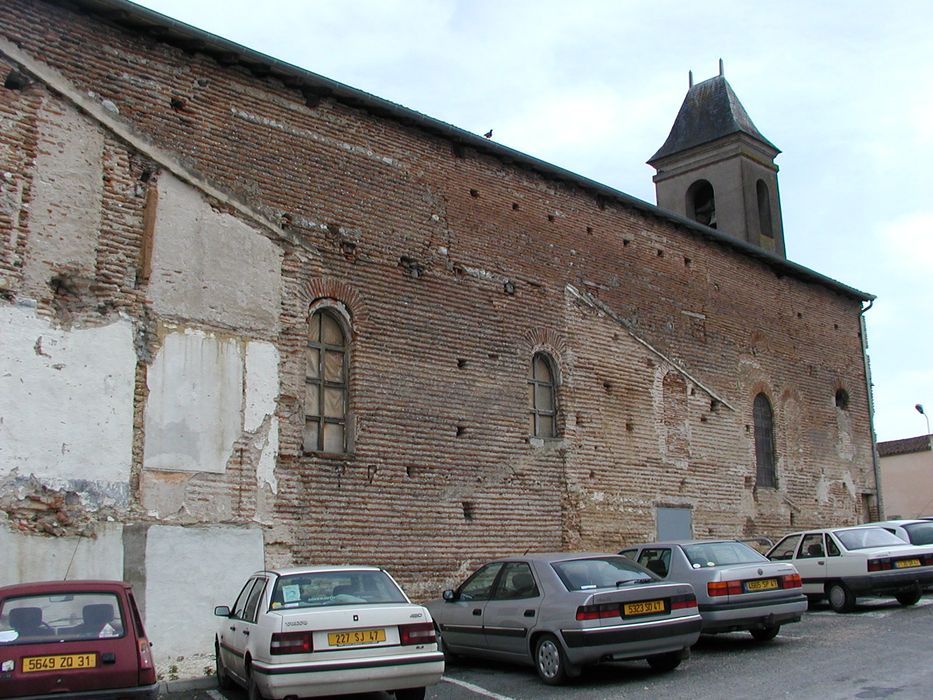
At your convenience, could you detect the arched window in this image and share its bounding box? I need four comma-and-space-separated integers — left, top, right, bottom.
304, 308, 349, 453
528, 353, 557, 438
756, 179, 773, 238
753, 393, 776, 487
687, 180, 716, 229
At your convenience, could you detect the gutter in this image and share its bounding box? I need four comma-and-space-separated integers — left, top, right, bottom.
859, 299, 884, 519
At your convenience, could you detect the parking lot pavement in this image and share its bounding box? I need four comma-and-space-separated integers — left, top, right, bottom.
161, 597, 933, 700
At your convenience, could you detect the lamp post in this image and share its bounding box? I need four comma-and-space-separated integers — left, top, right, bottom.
916, 404, 931, 449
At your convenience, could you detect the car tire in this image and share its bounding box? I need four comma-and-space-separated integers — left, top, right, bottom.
827, 583, 856, 613
534, 634, 574, 685
247, 670, 266, 700
895, 588, 921, 606
750, 624, 780, 642
214, 641, 233, 690
646, 650, 682, 672
395, 688, 426, 700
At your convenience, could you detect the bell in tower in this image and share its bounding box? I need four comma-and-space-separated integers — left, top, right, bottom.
648, 61, 786, 257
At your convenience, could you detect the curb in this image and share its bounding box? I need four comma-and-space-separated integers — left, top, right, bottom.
159, 675, 217, 695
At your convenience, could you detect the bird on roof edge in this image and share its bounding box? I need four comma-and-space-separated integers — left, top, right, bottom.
484, 129, 493, 139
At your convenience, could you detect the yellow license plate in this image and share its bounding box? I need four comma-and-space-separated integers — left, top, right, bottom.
623, 599, 665, 616
895, 559, 921, 569
23, 654, 96, 673
327, 628, 386, 647
746, 578, 778, 591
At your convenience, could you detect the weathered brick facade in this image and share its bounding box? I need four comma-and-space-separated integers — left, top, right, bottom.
0, 0, 876, 670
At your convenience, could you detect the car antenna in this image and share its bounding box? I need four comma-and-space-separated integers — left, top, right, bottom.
62, 535, 82, 580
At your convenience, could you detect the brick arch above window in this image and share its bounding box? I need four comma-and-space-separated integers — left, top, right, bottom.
293, 278, 369, 330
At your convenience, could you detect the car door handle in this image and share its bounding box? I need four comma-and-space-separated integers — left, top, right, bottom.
229, 626, 236, 632
818, 561, 824, 566
243, 630, 250, 635
523, 610, 535, 618
472, 609, 482, 616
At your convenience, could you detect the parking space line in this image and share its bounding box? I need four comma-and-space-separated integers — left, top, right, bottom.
206, 690, 225, 700
443, 676, 516, 700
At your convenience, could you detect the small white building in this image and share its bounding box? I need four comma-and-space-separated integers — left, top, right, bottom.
878, 435, 933, 519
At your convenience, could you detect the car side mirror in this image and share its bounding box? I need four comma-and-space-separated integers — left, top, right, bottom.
442, 589, 457, 602
214, 606, 231, 617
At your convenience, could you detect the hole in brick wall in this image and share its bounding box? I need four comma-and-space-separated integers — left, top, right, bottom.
503, 280, 515, 295
596, 196, 606, 211
790, 512, 796, 526
657, 249, 664, 257
797, 312, 803, 319
625, 421, 634, 432
684, 256, 692, 268
457, 358, 468, 369
835, 389, 850, 410
512, 202, 520, 210
834, 323, 839, 330
340, 241, 357, 258
700, 415, 708, 423
623, 238, 631, 247
710, 399, 720, 412
745, 425, 751, 433
399, 256, 424, 279
690, 387, 696, 396
589, 470, 596, 478
547, 214, 555, 222
406, 465, 413, 477
603, 381, 612, 393
456, 425, 466, 437
139, 169, 152, 183
170, 95, 187, 111
488, 353, 499, 360
586, 226, 593, 234
462, 501, 475, 520
196, 77, 209, 88
470, 188, 479, 198
4, 70, 29, 90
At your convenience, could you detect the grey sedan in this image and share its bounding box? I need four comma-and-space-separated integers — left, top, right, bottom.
426, 553, 702, 685
620, 540, 807, 641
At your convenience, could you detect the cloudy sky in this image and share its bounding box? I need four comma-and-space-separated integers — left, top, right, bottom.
131, 0, 933, 442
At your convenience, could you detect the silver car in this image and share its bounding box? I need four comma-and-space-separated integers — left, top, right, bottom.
620, 540, 807, 641
427, 553, 702, 685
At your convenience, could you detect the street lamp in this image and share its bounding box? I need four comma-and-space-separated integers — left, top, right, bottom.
916, 404, 931, 449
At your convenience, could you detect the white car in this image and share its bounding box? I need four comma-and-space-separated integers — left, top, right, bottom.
766, 526, 933, 612
214, 566, 444, 700
865, 519, 933, 546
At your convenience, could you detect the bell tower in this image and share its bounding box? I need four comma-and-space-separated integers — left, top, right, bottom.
648, 62, 785, 257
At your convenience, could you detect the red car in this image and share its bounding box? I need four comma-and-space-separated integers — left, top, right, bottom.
0, 580, 158, 699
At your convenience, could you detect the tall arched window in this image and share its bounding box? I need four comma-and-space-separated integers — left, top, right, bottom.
529, 353, 557, 438
753, 392, 776, 487
687, 179, 716, 229
304, 308, 348, 453
756, 179, 773, 238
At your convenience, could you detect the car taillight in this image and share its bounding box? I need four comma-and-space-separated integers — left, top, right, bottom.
707, 580, 743, 597
270, 631, 313, 655
670, 594, 697, 610
138, 639, 156, 685
399, 622, 436, 645
867, 558, 892, 572
781, 573, 802, 589
575, 604, 621, 621
923, 555, 933, 567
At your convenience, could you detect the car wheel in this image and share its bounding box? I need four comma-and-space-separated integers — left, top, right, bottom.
395, 688, 426, 700
827, 583, 855, 613
214, 641, 233, 690
750, 624, 780, 642
646, 650, 682, 672
534, 634, 573, 685
247, 670, 266, 700
895, 588, 921, 606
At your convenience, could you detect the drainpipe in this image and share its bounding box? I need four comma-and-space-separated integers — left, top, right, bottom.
859, 300, 883, 520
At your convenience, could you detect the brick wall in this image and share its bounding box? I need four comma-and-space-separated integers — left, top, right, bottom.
0, 0, 875, 599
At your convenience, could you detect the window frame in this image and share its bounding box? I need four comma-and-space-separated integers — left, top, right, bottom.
304, 307, 350, 455
753, 392, 777, 488
528, 352, 558, 439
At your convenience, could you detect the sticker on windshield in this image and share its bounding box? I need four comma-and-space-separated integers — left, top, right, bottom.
282, 585, 301, 603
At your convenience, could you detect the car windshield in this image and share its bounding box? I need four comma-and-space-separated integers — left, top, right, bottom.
682, 541, 767, 568
903, 522, 933, 545
0, 592, 125, 645
269, 571, 408, 609
834, 527, 907, 550
552, 556, 653, 591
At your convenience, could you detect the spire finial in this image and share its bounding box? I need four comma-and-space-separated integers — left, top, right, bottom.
688, 70, 693, 88
719, 58, 724, 77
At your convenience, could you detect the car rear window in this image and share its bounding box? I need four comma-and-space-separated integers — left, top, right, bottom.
903, 522, 933, 545
834, 527, 906, 550
683, 541, 767, 568
0, 592, 125, 645
552, 556, 653, 591
270, 571, 408, 609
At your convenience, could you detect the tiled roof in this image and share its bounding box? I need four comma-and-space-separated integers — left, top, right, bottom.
877, 435, 932, 457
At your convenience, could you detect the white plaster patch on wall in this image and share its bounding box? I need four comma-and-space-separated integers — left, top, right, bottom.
0, 521, 123, 586
148, 173, 283, 334
22, 98, 104, 298
143, 327, 243, 473
0, 305, 135, 484
144, 524, 263, 670
245, 341, 280, 493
